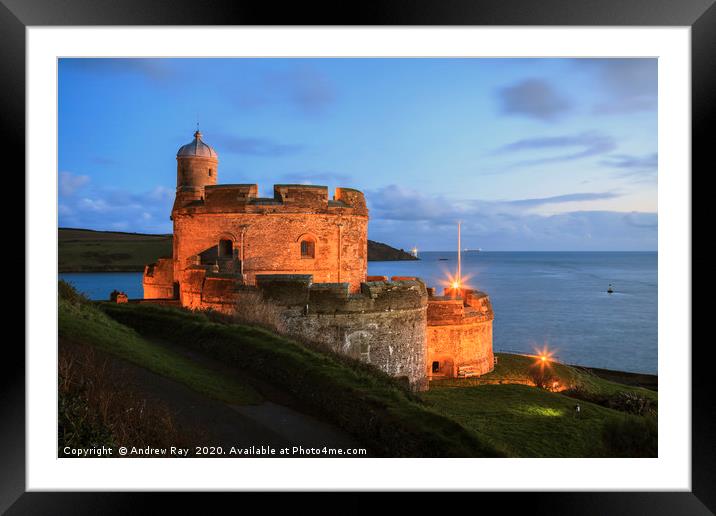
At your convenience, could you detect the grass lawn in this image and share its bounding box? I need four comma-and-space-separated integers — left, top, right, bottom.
59, 296, 262, 405
423, 383, 636, 457
436, 352, 658, 403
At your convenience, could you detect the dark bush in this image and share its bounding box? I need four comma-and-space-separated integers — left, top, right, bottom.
564, 385, 657, 416
606, 391, 657, 416
529, 366, 560, 391
58, 338, 201, 455
58, 279, 88, 305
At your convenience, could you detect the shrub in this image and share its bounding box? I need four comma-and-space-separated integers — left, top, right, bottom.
58, 338, 202, 454
606, 391, 657, 416
529, 366, 560, 391
232, 290, 288, 334
564, 385, 657, 417
58, 279, 88, 305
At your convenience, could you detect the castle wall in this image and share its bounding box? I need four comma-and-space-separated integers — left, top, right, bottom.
142, 258, 174, 299
285, 307, 428, 390
172, 185, 368, 295
261, 277, 429, 391
426, 290, 495, 379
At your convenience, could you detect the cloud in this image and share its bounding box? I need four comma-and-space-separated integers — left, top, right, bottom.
58, 184, 174, 234
91, 156, 118, 166
270, 67, 336, 114
365, 185, 653, 251
623, 211, 658, 229
59, 171, 90, 197
279, 171, 354, 186
497, 79, 572, 121
368, 185, 621, 222
600, 153, 657, 180
507, 192, 621, 208
60, 58, 175, 82
233, 66, 337, 115
212, 135, 304, 157
494, 132, 617, 168
367, 185, 466, 222
573, 59, 657, 114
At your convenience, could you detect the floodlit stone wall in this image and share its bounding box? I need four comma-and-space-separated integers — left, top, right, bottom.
426, 288, 495, 379
261, 276, 429, 391
171, 184, 368, 296
142, 258, 174, 299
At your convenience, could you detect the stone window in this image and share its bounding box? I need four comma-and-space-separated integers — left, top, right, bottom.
432, 361, 440, 373
300, 239, 315, 259
208, 168, 213, 177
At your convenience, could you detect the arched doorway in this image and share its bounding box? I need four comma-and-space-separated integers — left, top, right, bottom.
429, 356, 455, 379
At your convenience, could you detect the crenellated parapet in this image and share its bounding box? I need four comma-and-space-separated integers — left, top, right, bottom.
427, 289, 494, 325
173, 183, 368, 216
255, 275, 427, 314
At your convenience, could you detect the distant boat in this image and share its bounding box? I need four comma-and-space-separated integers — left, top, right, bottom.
607, 284, 614, 294
439, 258, 449, 261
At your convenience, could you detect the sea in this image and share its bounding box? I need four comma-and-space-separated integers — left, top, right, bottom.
60, 251, 657, 374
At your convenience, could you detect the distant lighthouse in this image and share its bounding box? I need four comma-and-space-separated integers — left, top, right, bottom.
411, 246, 419, 258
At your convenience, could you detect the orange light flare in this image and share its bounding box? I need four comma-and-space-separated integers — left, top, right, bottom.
440, 271, 474, 298
531, 344, 557, 372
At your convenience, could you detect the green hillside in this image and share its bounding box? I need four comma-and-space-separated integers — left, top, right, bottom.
59, 228, 173, 272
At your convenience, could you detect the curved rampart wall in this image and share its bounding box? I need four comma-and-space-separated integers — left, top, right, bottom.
175, 271, 429, 390
426, 289, 495, 379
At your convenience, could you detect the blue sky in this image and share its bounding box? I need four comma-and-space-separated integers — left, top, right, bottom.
58, 58, 657, 251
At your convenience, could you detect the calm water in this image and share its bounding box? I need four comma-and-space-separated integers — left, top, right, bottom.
60, 251, 657, 374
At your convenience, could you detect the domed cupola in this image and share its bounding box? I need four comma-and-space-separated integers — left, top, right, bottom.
177, 130, 218, 158
175, 129, 219, 192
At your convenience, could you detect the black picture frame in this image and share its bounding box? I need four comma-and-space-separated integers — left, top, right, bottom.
5, 0, 709, 512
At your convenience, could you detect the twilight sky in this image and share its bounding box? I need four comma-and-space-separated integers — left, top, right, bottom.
58, 58, 657, 251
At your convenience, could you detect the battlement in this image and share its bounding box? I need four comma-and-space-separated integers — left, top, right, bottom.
175, 183, 367, 215
427, 288, 494, 325
255, 274, 427, 314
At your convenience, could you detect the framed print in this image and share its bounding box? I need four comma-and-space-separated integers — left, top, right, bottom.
6, 0, 710, 511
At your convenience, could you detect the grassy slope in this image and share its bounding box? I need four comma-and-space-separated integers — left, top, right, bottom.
59, 297, 261, 405
425, 384, 625, 457
437, 352, 657, 402
59, 228, 172, 272
99, 302, 504, 458
424, 353, 657, 457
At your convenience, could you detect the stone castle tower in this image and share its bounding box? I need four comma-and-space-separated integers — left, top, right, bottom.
143, 130, 494, 390
176, 130, 218, 194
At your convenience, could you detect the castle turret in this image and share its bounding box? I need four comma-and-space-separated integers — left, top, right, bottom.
175, 130, 218, 205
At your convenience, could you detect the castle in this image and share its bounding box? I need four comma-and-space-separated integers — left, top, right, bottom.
143, 130, 494, 390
